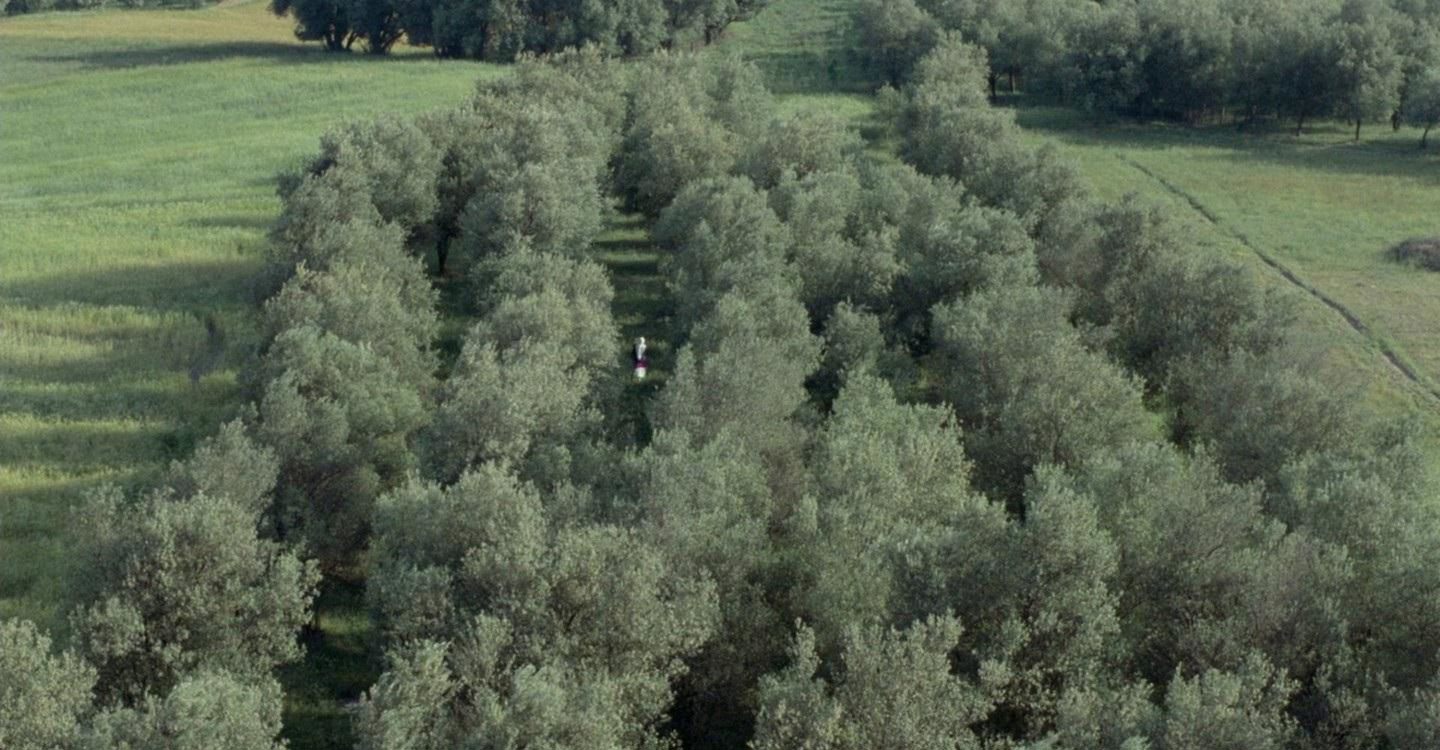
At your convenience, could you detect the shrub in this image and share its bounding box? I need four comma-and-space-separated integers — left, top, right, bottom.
1390, 237, 1440, 271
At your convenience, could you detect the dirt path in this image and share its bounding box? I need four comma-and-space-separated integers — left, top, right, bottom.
1118, 154, 1440, 405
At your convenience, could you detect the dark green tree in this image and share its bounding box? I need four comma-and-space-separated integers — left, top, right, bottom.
251, 326, 429, 567
270, 0, 356, 51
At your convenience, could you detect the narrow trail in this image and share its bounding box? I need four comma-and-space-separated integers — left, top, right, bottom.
1118, 154, 1440, 405
592, 213, 672, 446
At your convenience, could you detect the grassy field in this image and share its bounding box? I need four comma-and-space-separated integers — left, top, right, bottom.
1010, 105, 1440, 444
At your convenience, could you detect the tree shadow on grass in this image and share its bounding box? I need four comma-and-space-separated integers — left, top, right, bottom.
187, 213, 276, 232
29, 40, 433, 71
1, 258, 260, 313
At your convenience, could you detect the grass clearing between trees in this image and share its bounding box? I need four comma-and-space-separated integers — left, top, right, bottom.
1009, 105, 1440, 451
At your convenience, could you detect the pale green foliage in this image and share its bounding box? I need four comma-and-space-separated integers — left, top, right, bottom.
425, 339, 598, 485
305, 115, 442, 233
0, 619, 95, 750
1077, 444, 1293, 685
929, 285, 1151, 501
252, 326, 428, 566
469, 249, 619, 373
801, 374, 980, 645
353, 642, 454, 750
452, 93, 612, 267
888, 470, 1126, 737
654, 176, 794, 332
618, 55, 773, 215
1385, 680, 1440, 750
1070, 199, 1289, 386
263, 256, 439, 390
741, 111, 863, 190
770, 169, 901, 320
1160, 655, 1297, 750
752, 619, 990, 750
814, 302, 914, 404
354, 631, 634, 750
163, 419, 278, 517
991, 470, 1123, 736
627, 431, 784, 708
1048, 680, 1160, 750
365, 464, 719, 748
269, 167, 398, 277
67, 486, 318, 705
1276, 422, 1440, 688
423, 76, 615, 272
891, 201, 1036, 329
855, 0, 940, 84
82, 672, 286, 750
1170, 351, 1353, 486
892, 36, 1085, 233
426, 250, 616, 484
654, 282, 820, 456
369, 464, 550, 643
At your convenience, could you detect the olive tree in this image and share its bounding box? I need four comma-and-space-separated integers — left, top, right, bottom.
0, 619, 95, 750
1403, 67, 1440, 146
928, 284, 1152, 503
67, 485, 318, 705
251, 326, 429, 568
752, 618, 991, 750
83, 672, 287, 750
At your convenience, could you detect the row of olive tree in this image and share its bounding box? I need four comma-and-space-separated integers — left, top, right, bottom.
858, 0, 1440, 143
270, 0, 768, 57
2, 0, 208, 15
344, 45, 1440, 749
0, 421, 321, 748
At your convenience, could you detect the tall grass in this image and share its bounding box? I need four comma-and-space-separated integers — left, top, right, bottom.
0, 0, 496, 630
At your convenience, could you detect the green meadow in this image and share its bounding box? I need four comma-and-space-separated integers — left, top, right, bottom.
1010, 106, 1440, 444
0, 1, 498, 630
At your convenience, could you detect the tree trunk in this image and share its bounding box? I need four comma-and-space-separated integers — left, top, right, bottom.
1008, 70, 1016, 93
987, 72, 997, 101
1392, 109, 1403, 132
1354, 119, 1361, 142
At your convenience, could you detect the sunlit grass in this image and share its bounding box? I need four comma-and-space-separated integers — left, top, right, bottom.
1011, 104, 1440, 463
0, 0, 496, 631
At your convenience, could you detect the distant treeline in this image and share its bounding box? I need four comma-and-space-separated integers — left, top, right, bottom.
859, 0, 1440, 141
3, 0, 207, 14
269, 0, 769, 58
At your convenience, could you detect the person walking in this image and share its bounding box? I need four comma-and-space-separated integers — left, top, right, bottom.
633, 336, 649, 380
